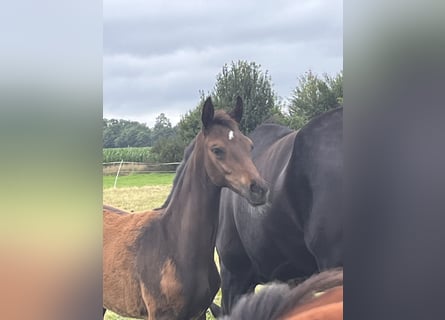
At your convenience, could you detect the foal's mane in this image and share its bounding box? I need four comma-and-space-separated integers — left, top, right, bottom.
221, 269, 343, 320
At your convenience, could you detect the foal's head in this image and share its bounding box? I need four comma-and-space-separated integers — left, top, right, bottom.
199, 97, 268, 206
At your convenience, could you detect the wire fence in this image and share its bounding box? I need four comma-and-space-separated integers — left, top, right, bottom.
103, 161, 181, 176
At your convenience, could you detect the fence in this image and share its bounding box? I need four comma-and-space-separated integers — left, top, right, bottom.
103, 161, 181, 176
104, 161, 181, 189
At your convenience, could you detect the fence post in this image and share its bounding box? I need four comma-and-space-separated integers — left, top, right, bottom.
113, 159, 124, 189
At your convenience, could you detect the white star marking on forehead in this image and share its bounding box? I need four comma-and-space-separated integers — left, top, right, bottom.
228, 130, 234, 140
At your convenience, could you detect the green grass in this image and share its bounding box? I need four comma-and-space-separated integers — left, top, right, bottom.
103, 172, 175, 189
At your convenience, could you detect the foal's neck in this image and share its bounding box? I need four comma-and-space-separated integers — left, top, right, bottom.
164, 136, 221, 261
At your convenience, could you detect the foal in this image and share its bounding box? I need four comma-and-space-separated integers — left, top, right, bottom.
103, 97, 268, 320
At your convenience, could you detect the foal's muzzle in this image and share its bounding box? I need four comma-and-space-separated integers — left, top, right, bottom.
246, 179, 269, 206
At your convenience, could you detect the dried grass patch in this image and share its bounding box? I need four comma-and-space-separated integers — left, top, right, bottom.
103, 185, 172, 212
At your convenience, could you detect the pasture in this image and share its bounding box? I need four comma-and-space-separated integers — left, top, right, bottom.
103, 172, 221, 320
103, 172, 174, 189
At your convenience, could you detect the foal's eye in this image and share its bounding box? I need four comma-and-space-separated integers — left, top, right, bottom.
212, 147, 224, 157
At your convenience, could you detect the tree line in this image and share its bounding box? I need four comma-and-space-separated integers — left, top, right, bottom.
104, 60, 343, 163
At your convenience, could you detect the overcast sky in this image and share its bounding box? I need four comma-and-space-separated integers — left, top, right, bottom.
103, 0, 342, 127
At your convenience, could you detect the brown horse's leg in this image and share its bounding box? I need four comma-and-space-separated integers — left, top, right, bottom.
102, 308, 106, 318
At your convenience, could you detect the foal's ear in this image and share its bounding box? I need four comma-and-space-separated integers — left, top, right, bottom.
229, 96, 243, 123
202, 96, 214, 129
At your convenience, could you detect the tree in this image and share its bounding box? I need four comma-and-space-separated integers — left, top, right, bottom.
326, 71, 343, 106
176, 94, 206, 147
103, 119, 120, 148
212, 60, 281, 133
151, 136, 184, 163
103, 118, 152, 148
288, 70, 343, 129
151, 113, 175, 146
154, 113, 172, 129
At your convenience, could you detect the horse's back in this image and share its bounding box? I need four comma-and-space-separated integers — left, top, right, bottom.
103, 204, 129, 215
282, 286, 343, 320
103, 206, 160, 259
284, 302, 342, 320
103, 206, 160, 243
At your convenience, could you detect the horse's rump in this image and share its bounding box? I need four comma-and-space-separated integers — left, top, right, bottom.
280, 286, 343, 320
222, 269, 343, 320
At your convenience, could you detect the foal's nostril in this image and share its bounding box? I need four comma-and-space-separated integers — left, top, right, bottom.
247, 180, 268, 205
250, 181, 262, 195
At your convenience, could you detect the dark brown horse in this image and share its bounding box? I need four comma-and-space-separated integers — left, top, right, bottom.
220, 269, 343, 320
217, 108, 343, 314
103, 97, 269, 320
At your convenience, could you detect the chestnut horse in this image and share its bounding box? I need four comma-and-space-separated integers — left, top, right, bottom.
103, 97, 268, 320
221, 269, 343, 320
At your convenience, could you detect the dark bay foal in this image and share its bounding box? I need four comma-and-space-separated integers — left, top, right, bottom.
103, 97, 268, 320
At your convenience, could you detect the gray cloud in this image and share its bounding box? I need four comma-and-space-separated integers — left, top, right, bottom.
103, 0, 342, 127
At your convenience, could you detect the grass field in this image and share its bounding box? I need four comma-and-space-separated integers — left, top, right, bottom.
103, 172, 175, 189
103, 172, 221, 320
